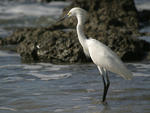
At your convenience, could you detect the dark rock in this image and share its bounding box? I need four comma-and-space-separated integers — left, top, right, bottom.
3, 28, 36, 45
56, 0, 139, 31
139, 10, 150, 23
17, 29, 89, 63
138, 10, 150, 29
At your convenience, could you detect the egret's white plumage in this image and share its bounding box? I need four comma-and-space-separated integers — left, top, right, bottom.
58, 7, 133, 103
87, 38, 133, 80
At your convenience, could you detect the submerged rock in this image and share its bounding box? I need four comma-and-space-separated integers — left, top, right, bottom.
2, 0, 150, 63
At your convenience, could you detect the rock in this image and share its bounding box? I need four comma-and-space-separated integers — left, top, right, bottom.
139, 10, 150, 23
138, 10, 150, 29
3, 28, 36, 45
2, 0, 150, 63
17, 29, 88, 62
56, 0, 139, 31
15, 26, 149, 62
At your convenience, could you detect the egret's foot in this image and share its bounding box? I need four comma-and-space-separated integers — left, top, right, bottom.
94, 101, 108, 105
102, 101, 108, 106
90, 99, 108, 105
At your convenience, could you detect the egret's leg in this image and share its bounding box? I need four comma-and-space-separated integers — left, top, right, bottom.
105, 70, 110, 95
101, 73, 107, 102
98, 66, 108, 103
102, 69, 110, 104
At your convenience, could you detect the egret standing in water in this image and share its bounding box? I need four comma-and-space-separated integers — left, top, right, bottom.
58, 7, 133, 104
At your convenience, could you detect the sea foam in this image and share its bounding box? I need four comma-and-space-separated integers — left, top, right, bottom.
28, 72, 72, 80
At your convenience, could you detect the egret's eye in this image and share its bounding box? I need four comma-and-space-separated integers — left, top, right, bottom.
68, 12, 71, 16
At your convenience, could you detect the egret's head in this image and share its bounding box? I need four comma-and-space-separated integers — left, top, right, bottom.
58, 7, 87, 23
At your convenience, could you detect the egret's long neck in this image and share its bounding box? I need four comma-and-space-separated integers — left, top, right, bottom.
76, 16, 87, 48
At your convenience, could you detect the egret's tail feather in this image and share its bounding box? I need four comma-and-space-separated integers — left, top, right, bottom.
118, 65, 133, 80
121, 71, 133, 80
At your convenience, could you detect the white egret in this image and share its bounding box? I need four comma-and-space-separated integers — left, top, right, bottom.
58, 7, 133, 104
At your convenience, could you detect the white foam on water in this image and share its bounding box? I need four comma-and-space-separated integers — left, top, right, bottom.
127, 63, 150, 77
140, 26, 150, 33
0, 1, 71, 19
115, 63, 150, 78
133, 63, 150, 68
44, 67, 61, 71
3, 77, 23, 82
37, 63, 70, 68
28, 72, 72, 80
87, 89, 95, 93
73, 106, 81, 109
0, 64, 24, 69
0, 107, 18, 111
133, 72, 150, 77
54, 109, 66, 112
138, 36, 150, 43
5, 4, 54, 17
36, 63, 54, 66
37, 63, 71, 72
136, 2, 150, 11
23, 65, 42, 69
0, 51, 20, 57
0, 63, 30, 69
26, 79, 36, 81
32, 93, 42, 96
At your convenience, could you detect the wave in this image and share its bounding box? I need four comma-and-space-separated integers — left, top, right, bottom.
0, 1, 71, 19
0, 51, 20, 57
3, 77, 23, 82
128, 63, 150, 77
28, 72, 72, 80
135, 1, 150, 11
0, 107, 18, 111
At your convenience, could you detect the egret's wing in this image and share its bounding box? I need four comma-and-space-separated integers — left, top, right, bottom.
87, 39, 133, 80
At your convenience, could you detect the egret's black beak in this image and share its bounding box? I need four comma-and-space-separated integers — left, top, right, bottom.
58, 15, 69, 22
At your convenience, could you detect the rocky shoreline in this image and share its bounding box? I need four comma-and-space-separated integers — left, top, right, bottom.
0, 0, 150, 63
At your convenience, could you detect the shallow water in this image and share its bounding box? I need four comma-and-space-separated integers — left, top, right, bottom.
0, 0, 71, 37
0, 50, 150, 113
